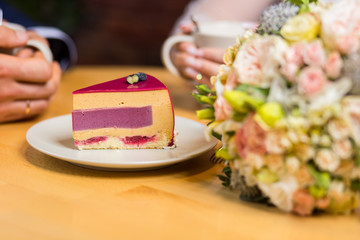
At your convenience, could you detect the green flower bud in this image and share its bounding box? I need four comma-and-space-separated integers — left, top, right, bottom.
257, 168, 279, 183
196, 108, 215, 120
309, 185, 327, 199
257, 102, 284, 127
215, 147, 233, 161
224, 90, 263, 113
195, 84, 216, 95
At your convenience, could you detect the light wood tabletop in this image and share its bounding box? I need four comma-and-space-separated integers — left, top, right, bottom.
0, 66, 359, 240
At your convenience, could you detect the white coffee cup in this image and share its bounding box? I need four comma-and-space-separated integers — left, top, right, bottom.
0, 22, 53, 63
161, 21, 256, 76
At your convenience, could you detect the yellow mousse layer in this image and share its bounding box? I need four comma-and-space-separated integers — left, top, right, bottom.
73, 90, 174, 149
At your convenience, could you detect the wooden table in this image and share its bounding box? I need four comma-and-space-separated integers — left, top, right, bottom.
0, 66, 359, 240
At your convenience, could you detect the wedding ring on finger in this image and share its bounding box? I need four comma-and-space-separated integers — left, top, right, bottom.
25, 100, 31, 117
196, 73, 202, 81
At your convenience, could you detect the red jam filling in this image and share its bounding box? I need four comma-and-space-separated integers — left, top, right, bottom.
121, 135, 156, 145
74, 136, 108, 146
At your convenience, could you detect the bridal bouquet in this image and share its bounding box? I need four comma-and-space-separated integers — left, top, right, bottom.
194, 0, 360, 215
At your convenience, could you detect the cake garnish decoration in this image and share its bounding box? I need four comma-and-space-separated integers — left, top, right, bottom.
126, 74, 139, 84
136, 72, 147, 81
126, 73, 147, 84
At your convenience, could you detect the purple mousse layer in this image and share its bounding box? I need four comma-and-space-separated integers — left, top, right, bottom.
72, 74, 167, 94
72, 106, 152, 131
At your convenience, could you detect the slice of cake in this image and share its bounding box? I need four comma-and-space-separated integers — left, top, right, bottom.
72, 73, 175, 150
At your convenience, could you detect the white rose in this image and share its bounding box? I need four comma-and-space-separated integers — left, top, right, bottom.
315, 149, 340, 172
258, 176, 299, 212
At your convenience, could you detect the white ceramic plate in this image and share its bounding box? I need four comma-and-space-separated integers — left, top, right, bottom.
26, 115, 218, 170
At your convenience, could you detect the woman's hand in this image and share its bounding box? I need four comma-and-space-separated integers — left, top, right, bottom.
170, 23, 225, 86
0, 26, 62, 123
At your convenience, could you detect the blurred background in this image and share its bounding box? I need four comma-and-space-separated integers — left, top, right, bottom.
1, 0, 191, 66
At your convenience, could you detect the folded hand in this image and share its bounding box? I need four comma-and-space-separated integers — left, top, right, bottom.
0, 25, 61, 123
170, 22, 225, 86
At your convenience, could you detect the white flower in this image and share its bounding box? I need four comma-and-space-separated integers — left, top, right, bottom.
265, 131, 290, 154
328, 118, 351, 140
288, 130, 299, 144
342, 96, 360, 145
245, 152, 264, 170
236, 160, 258, 187
227, 137, 238, 157
214, 79, 225, 98
213, 120, 242, 136
332, 138, 353, 159
328, 181, 345, 195
265, 154, 284, 172
350, 167, 360, 179
286, 156, 301, 173
315, 149, 340, 172
319, 134, 332, 147
258, 176, 299, 212
321, 0, 360, 54
232, 34, 287, 87
308, 77, 352, 111
287, 116, 310, 131
294, 144, 315, 162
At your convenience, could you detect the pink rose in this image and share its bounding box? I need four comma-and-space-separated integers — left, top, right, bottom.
286, 42, 304, 66
280, 43, 304, 81
234, 114, 267, 159
214, 96, 232, 121
280, 63, 299, 82
303, 41, 326, 67
292, 190, 315, 216
325, 51, 343, 79
321, 0, 360, 54
297, 66, 327, 96
336, 35, 359, 55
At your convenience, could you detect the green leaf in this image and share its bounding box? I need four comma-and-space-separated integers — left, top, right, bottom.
286, 0, 317, 6
309, 185, 326, 198
351, 179, 360, 192
217, 166, 232, 188
222, 166, 232, 178
231, 111, 247, 122
307, 163, 331, 189
217, 175, 229, 182
286, 0, 317, 13
225, 131, 236, 138
211, 130, 222, 141
350, 138, 360, 166
286, 0, 304, 5
221, 182, 230, 187
307, 163, 331, 199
